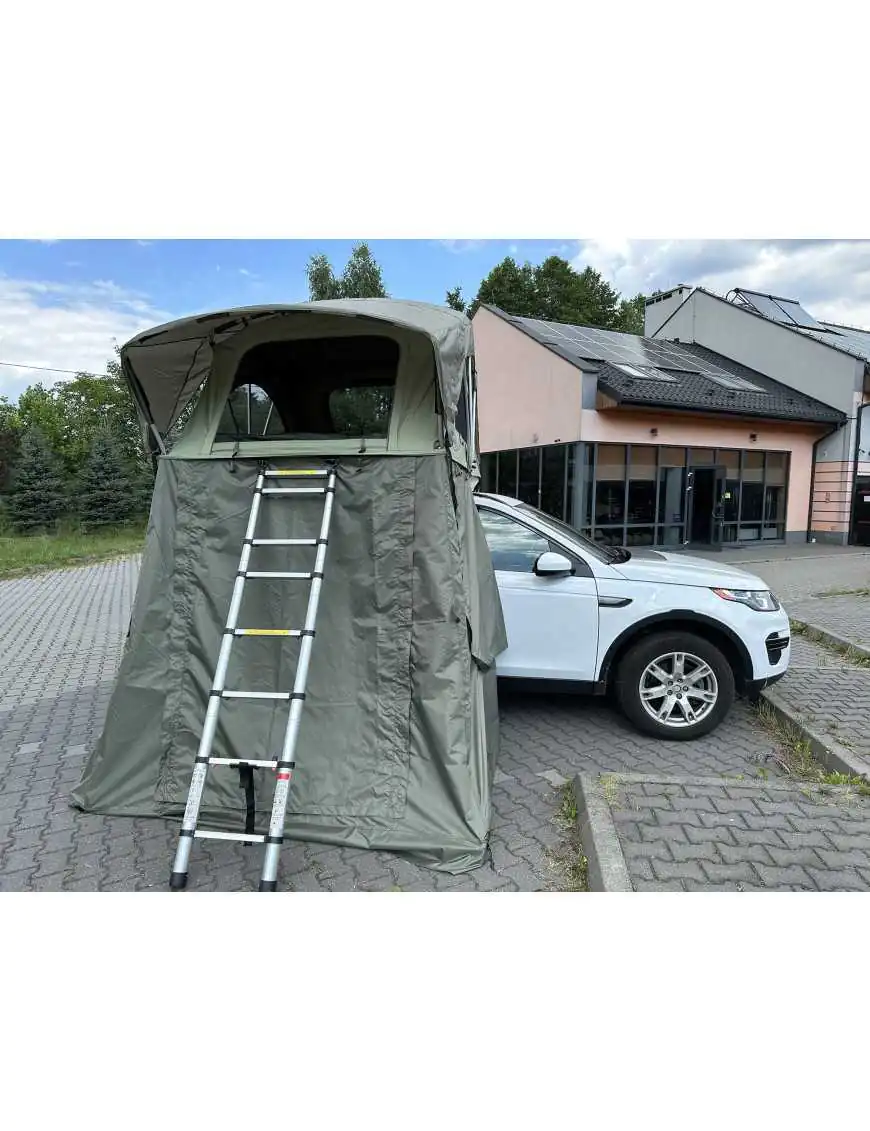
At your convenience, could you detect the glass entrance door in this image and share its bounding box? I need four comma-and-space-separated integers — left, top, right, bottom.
684, 466, 727, 546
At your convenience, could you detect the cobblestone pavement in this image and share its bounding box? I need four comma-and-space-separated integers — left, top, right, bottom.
3, 552, 870, 892
601, 775, 870, 892
733, 551, 870, 603
0, 559, 140, 711
0, 556, 789, 893
785, 594, 870, 653
764, 642, 870, 774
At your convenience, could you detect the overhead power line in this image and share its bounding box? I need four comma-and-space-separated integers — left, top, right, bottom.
0, 359, 111, 379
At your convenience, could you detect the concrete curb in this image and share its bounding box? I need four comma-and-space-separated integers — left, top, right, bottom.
791, 618, 870, 663
760, 684, 870, 780
572, 774, 633, 892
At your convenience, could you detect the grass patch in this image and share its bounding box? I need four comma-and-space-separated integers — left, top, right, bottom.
0, 526, 145, 579
545, 781, 588, 892
752, 699, 870, 798
599, 773, 622, 807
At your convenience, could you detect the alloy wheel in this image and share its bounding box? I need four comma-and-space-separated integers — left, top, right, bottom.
637, 651, 719, 730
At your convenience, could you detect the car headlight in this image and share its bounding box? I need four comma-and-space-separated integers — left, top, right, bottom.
711, 587, 781, 612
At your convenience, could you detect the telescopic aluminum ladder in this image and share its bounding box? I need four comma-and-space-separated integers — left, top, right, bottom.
169, 465, 337, 891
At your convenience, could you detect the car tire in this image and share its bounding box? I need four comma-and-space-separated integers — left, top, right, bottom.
614, 632, 736, 741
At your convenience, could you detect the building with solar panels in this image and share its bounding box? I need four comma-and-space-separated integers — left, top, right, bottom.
474, 289, 869, 548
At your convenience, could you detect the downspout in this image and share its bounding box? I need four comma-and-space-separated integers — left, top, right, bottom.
806, 422, 841, 543
849, 392, 870, 543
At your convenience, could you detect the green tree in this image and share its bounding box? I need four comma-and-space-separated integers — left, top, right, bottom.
77, 429, 137, 531
7, 426, 67, 534
616, 293, 646, 335
306, 242, 388, 301
0, 396, 23, 493
16, 356, 148, 478
306, 253, 343, 301
452, 254, 646, 332
445, 286, 467, 313
468, 256, 537, 319
340, 242, 388, 298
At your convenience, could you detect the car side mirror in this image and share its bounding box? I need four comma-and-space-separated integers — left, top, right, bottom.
534, 551, 573, 577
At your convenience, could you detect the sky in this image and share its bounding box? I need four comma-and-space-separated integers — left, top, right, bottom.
2, 238, 870, 402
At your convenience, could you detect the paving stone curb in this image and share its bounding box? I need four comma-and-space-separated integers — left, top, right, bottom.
760, 684, 870, 781
572, 774, 632, 892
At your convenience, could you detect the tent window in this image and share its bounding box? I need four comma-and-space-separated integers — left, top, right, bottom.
217, 384, 285, 439
214, 335, 400, 442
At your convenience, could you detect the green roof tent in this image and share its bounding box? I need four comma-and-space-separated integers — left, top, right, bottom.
72, 300, 508, 874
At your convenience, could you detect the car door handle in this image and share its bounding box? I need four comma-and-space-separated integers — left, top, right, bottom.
598, 596, 633, 608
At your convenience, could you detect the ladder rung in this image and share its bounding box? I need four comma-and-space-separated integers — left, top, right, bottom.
209, 757, 278, 769
251, 539, 317, 546
264, 469, 329, 477
261, 487, 327, 496
245, 571, 313, 580
233, 629, 303, 637
221, 690, 292, 700
194, 829, 266, 844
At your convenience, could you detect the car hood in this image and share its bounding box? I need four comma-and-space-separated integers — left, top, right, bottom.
609, 550, 769, 590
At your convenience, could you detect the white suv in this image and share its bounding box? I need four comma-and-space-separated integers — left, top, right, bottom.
475, 493, 791, 740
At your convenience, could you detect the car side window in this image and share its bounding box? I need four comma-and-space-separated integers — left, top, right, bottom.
478, 508, 552, 573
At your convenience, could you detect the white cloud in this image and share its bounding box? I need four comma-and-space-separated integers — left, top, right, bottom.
573, 240, 870, 328
438, 239, 489, 254
0, 275, 171, 401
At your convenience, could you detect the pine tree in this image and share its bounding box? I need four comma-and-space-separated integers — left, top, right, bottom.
77, 429, 136, 531
445, 287, 467, 313
7, 427, 68, 533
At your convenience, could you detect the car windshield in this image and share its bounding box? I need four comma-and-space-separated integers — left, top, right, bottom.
513, 502, 631, 564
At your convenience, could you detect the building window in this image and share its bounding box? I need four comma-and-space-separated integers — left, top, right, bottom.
739, 451, 765, 540
496, 449, 518, 497
480, 451, 497, 493
541, 445, 568, 520
763, 451, 787, 539
517, 448, 541, 507
657, 446, 686, 545
594, 444, 627, 540
479, 440, 790, 547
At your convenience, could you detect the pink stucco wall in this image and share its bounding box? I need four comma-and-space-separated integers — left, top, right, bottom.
474, 305, 583, 451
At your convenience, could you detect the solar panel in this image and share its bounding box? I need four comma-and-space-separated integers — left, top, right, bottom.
771, 298, 826, 331
735, 291, 787, 321
513, 313, 768, 394
735, 289, 827, 332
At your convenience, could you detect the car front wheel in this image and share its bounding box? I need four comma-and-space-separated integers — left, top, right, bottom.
614, 632, 735, 740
